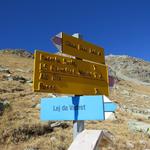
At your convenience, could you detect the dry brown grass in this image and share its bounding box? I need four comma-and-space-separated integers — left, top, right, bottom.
0, 53, 150, 150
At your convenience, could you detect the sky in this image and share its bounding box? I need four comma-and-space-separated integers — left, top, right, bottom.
0, 0, 150, 61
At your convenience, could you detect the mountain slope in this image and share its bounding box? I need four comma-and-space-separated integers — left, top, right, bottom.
0, 49, 150, 150
106, 55, 150, 84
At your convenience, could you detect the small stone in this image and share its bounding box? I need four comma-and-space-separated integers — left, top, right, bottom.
35, 104, 40, 109
139, 140, 147, 145
147, 128, 150, 135
128, 120, 150, 135
107, 113, 117, 120
8, 77, 13, 81
31, 104, 37, 108
121, 90, 130, 96
16, 68, 24, 72
47, 93, 56, 98
0, 100, 10, 115
3, 100, 10, 107
126, 141, 134, 149
0, 66, 10, 73
3, 75, 13, 81
50, 136, 56, 142
24, 148, 39, 150
32, 98, 35, 101
26, 80, 33, 83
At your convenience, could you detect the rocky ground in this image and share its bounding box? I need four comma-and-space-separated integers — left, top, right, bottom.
0, 49, 150, 150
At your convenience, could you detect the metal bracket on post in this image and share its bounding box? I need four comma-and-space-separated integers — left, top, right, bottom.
72, 33, 84, 140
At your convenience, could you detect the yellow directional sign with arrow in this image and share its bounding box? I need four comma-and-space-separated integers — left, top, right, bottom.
52, 32, 105, 64
33, 50, 109, 96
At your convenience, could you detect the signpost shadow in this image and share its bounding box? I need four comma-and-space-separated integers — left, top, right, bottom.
72, 96, 80, 120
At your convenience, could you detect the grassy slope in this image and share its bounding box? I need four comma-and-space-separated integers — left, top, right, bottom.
0, 53, 150, 150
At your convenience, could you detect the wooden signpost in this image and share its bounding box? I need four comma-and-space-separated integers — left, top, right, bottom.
33, 32, 117, 149
33, 50, 109, 96
34, 32, 109, 95
52, 32, 105, 64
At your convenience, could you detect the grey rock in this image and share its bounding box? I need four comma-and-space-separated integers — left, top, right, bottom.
128, 120, 150, 134
31, 104, 37, 108
26, 68, 33, 73
13, 76, 27, 83
32, 98, 35, 101
24, 148, 39, 150
126, 141, 134, 149
0, 102, 4, 115
108, 66, 116, 77
3, 74, 31, 84
35, 104, 40, 109
47, 93, 57, 98
139, 140, 147, 145
3, 100, 10, 106
121, 105, 150, 120
121, 90, 130, 96
50, 122, 61, 128
15, 68, 24, 72
8, 77, 13, 81
106, 55, 150, 84
3, 74, 13, 81
0, 65, 10, 73
50, 136, 57, 142
107, 113, 117, 121
26, 80, 33, 83
0, 100, 10, 115
0, 49, 33, 58
50, 121, 69, 129
31, 103, 40, 109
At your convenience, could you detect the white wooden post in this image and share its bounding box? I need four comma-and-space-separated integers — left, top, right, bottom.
72, 33, 84, 140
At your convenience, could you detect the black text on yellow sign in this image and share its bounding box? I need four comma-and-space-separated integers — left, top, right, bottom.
33, 50, 109, 96
53, 32, 105, 64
